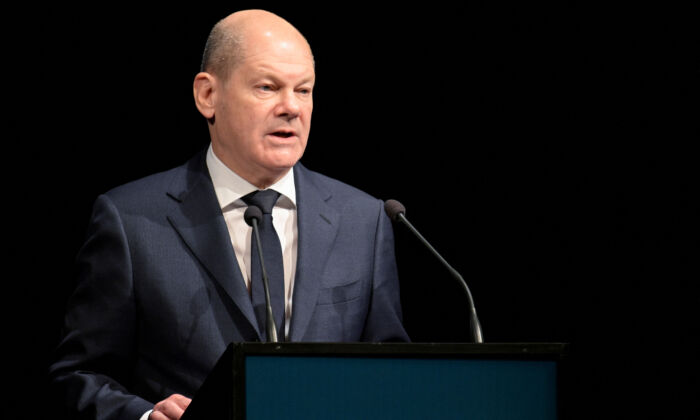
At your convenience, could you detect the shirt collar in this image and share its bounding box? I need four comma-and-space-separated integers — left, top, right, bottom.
205, 144, 297, 210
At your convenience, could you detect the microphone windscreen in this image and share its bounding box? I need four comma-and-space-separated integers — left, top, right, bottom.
384, 199, 406, 222
243, 205, 263, 227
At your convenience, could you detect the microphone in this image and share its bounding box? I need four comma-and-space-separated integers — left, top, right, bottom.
243, 205, 279, 343
384, 199, 484, 343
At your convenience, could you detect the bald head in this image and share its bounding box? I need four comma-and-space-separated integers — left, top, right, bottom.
200, 9, 313, 82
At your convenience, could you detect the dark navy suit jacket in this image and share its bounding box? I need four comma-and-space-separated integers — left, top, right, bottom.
49, 151, 408, 419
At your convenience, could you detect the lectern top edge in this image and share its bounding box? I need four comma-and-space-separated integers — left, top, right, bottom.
231, 341, 569, 360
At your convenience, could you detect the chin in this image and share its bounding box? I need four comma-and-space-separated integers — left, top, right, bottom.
269, 160, 300, 172
266, 149, 305, 170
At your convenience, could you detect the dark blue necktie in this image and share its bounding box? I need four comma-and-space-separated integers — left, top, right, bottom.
242, 189, 285, 341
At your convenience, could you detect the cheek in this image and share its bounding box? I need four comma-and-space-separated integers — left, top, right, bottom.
224, 95, 267, 125
305, 102, 313, 120
228, 111, 268, 145
300, 106, 313, 131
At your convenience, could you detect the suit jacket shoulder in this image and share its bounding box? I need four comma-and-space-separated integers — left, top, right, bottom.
294, 163, 383, 211
102, 151, 206, 213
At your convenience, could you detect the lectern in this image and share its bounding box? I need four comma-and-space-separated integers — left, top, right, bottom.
181, 342, 567, 420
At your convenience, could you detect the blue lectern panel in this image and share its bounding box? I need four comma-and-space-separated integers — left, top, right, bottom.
246, 356, 557, 420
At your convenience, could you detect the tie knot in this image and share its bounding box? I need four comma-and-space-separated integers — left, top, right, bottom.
242, 189, 280, 214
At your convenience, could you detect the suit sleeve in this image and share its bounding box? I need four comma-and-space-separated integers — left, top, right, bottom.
49, 194, 152, 420
361, 201, 411, 342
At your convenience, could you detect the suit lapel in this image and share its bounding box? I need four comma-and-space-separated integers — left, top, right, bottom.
289, 164, 340, 341
165, 153, 261, 340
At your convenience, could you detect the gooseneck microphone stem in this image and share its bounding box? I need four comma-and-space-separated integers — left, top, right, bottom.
246, 208, 279, 343
386, 200, 483, 343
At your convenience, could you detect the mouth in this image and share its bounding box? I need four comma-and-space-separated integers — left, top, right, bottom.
268, 128, 297, 139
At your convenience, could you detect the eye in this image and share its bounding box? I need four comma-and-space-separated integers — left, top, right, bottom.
255, 83, 277, 93
298, 87, 312, 95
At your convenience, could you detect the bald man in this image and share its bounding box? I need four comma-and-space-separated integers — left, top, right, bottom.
49, 10, 408, 420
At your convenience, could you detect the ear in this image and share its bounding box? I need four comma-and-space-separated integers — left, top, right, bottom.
193, 72, 217, 121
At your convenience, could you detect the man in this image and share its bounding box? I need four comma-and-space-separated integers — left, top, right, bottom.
49, 9, 408, 420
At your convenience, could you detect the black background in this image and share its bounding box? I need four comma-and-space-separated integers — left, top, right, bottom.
4, 3, 697, 419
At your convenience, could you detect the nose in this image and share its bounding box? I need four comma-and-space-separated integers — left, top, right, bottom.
275, 90, 301, 120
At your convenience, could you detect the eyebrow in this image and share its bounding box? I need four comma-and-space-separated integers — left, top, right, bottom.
252, 67, 315, 86
256, 75, 315, 86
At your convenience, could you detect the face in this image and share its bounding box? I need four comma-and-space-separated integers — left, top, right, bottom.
210, 33, 315, 187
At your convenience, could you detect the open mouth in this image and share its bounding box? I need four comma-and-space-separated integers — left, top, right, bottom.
270, 130, 295, 138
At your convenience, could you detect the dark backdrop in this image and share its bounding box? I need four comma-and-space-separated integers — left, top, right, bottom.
5, 3, 697, 419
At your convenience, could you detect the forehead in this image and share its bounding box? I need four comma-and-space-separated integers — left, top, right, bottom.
240, 59, 315, 82
244, 27, 313, 62
244, 35, 313, 63
235, 44, 315, 82
227, 25, 315, 82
